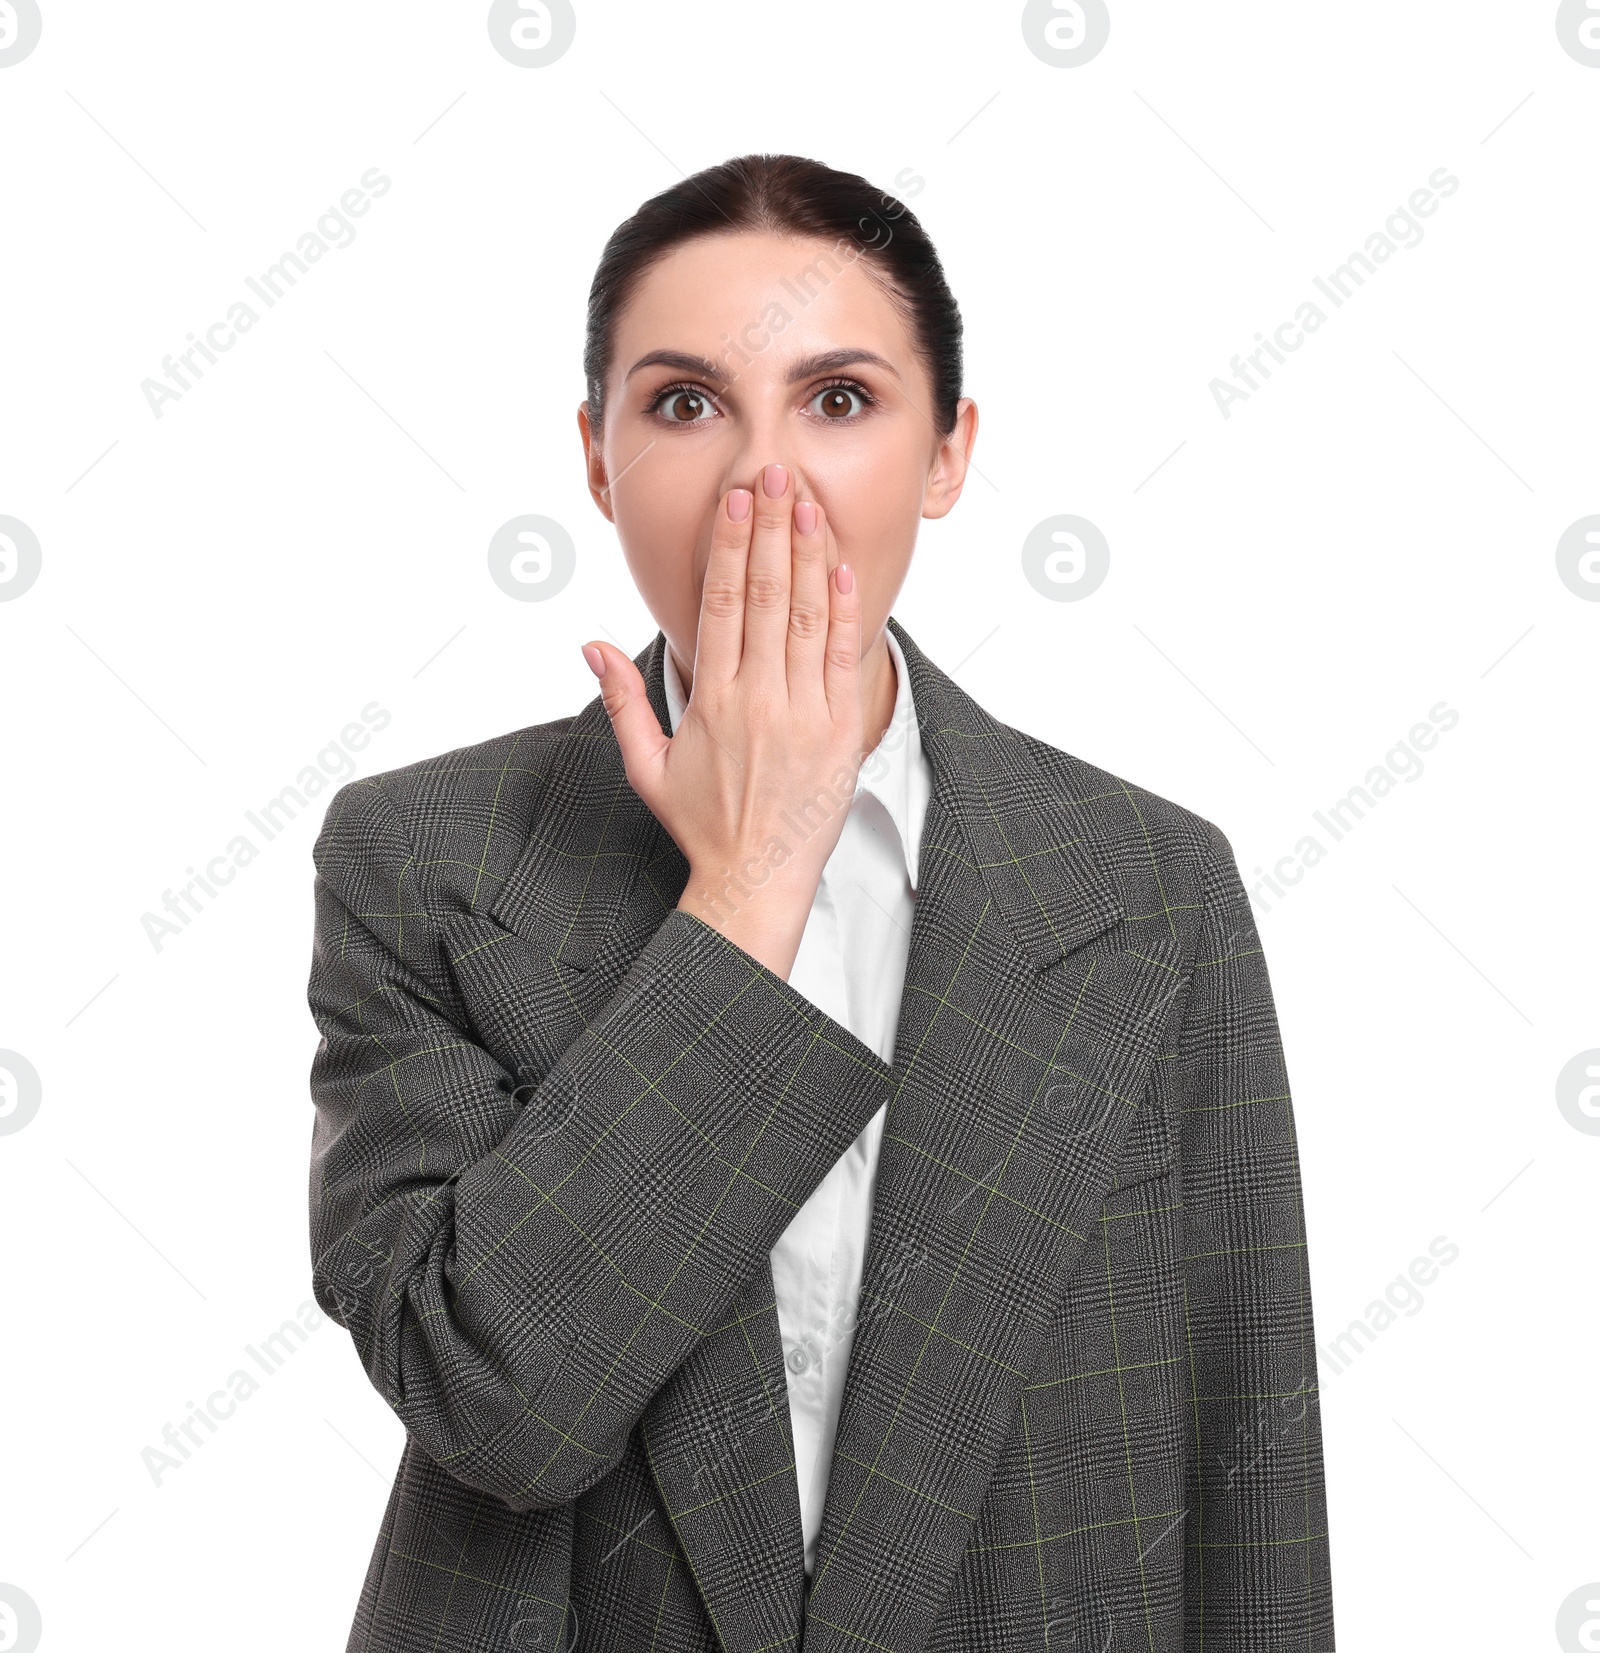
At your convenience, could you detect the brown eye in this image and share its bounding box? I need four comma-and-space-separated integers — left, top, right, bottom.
807, 381, 874, 421
658, 388, 713, 423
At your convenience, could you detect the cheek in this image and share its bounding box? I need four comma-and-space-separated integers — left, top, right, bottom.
811, 458, 923, 562
609, 454, 713, 616
611, 453, 701, 542
806, 416, 925, 497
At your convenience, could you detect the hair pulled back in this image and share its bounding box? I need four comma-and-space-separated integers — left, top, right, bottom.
583, 153, 963, 440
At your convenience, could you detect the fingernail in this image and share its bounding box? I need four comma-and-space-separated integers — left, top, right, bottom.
581, 643, 605, 677
728, 488, 752, 522
794, 499, 817, 535
763, 463, 788, 498
836, 562, 854, 594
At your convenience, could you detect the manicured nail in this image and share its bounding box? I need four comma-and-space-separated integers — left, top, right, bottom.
763, 463, 789, 498
727, 488, 752, 522
794, 499, 817, 535
581, 643, 605, 677
836, 562, 854, 594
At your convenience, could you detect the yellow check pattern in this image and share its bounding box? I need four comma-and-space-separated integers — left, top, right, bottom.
306, 616, 1334, 1652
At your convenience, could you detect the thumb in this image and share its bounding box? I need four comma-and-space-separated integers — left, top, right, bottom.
580, 641, 668, 803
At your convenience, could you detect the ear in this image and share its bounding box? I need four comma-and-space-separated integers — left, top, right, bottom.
921, 396, 978, 522
577, 402, 616, 523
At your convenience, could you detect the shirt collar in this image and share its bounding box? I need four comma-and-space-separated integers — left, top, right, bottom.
661, 625, 928, 888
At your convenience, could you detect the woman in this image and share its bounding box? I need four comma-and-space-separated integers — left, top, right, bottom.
306, 153, 1336, 1653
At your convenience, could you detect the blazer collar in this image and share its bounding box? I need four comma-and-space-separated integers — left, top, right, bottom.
488, 613, 1126, 976
487, 615, 1183, 1653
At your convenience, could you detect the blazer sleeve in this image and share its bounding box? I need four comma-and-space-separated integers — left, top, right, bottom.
305, 774, 890, 1514
1177, 819, 1336, 1648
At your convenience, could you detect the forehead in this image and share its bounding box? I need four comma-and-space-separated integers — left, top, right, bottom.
612, 230, 915, 381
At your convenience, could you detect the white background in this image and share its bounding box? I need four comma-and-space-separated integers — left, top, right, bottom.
2, 3, 1596, 1649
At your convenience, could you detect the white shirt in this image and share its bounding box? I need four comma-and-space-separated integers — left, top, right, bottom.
663, 627, 930, 1575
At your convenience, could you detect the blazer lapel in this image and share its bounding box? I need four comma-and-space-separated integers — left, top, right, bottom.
797, 618, 1185, 1653
485, 620, 1183, 1653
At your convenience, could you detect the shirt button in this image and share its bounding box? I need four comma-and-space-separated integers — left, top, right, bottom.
786, 1345, 810, 1374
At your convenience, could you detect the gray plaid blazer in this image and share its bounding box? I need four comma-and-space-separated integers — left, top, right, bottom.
306, 615, 1335, 1653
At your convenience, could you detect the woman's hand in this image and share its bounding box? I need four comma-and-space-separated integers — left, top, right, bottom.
580, 462, 863, 981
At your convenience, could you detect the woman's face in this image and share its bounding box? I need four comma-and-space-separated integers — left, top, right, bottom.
578, 229, 977, 691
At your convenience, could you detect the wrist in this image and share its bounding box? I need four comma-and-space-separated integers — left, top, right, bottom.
675, 873, 812, 981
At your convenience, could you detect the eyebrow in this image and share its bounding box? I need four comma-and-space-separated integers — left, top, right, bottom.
623, 346, 903, 389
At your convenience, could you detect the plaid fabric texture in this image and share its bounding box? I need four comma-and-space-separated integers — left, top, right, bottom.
306, 615, 1335, 1652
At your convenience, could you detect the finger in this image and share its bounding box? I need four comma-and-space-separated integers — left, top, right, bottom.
581, 641, 668, 805
695, 486, 754, 692
822, 553, 863, 731
743, 461, 794, 688
786, 493, 831, 704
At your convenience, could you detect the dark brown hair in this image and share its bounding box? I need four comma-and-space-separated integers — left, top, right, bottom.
583, 153, 964, 441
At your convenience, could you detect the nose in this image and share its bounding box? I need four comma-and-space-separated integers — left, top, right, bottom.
721, 417, 811, 503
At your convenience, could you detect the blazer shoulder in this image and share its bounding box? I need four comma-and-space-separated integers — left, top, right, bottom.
312, 713, 575, 915
1010, 727, 1238, 921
